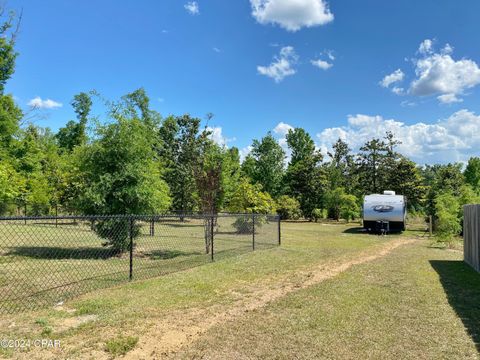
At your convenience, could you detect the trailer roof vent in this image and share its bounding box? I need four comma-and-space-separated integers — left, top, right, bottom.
383, 190, 396, 195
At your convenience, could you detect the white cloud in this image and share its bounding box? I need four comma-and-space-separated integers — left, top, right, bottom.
206, 126, 235, 147
273, 121, 294, 136
27, 96, 62, 109
250, 0, 334, 32
410, 49, 480, 101
418, 39, 434, 55
184, 1, 199, 15
239, 146, 253, 161
257, 46, 298, 82
437, 93, 463, 104
311, 59, 333, 70
384, 40, 480, 104
213, 47, 221, 53
380, 69, 404, 88
317, 110, 480, 164
392, 87, 404, 95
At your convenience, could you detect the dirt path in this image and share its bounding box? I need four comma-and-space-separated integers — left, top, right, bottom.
125, 237, 416, 360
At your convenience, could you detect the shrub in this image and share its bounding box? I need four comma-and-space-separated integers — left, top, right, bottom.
311, 208, 322, 222
276, 195, 302, 220
434, 192, 461, 243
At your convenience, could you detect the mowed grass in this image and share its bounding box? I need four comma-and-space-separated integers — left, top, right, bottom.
0, 216, 277, 311
176, 238, 480, 359
0, 221, 387, 358
1, 220, 477, 359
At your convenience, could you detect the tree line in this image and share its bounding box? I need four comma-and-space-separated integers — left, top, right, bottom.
1, 9, 479, 248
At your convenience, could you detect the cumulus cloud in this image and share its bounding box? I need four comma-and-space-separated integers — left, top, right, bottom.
273, 121, 294, 136
311, 59, 333, 70
317, 110, 480, 164
206, 126, 235, 147
437, 93, 463, 104
257, 46, 298, 82
184, 1, 199, 15
410, 48, 480, 101
27, 97, 62, 109
380, 69, 404, 88
382, 40, 480, 104
418, 39, 434, 55
250, 0, 334, 32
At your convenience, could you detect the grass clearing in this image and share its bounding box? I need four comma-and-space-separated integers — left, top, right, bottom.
1, 221, 478, 359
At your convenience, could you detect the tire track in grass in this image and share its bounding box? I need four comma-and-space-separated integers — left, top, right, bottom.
125, 237, 416, 360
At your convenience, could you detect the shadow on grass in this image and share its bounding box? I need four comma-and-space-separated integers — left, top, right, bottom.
145, 249, 202, 260
162, 223, 203, 228
7, 246, 118, 259
430, 260, 480, 352
343, 227, 366, 234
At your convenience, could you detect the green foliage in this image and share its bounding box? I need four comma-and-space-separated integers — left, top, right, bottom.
464, 157, 480, 190
228, 178, 276, 233
0, 161, 22, 214
311, 208, 322, 222
325, 187, 359, 221
339, 193, 359, 222
0, 9, 19, 94
0, 94, 22, 150
242, 133, 285, 197
228, 178, 276, 214
284, 128, 326, 219
73, 116, 171, 252
56, 92, 92, 152
158, 114, 201, 214
434, 192, 461, 242
276, 195, 302, 220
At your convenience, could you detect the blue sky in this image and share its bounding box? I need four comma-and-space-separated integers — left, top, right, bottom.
7, 0, 480, 164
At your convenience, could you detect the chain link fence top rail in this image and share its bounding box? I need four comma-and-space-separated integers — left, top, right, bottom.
0, 213, 280, 313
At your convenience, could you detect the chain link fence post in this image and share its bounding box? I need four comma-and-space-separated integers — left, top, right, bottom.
252, 213, 255, 250
210, 215, 215, 262
278, 215, 281, 246
129, 216, 134, 281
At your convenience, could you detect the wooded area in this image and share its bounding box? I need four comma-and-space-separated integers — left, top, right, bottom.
1, 9, 479, 248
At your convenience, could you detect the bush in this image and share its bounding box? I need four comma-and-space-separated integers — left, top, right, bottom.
276, 195, 302, 220
434, 192, 461, 243
228, 179, 276, 233
311, 208, 322, 222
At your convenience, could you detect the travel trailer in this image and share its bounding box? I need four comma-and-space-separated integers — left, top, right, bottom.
363, 191, 406, 233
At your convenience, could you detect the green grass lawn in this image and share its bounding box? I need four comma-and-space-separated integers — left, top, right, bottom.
0, 221, 478, 359
0, 216, 278, 312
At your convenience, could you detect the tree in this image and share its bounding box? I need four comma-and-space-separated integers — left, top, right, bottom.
325, 187, 360, 221
158, 114, 201, 214
0, 8, 22, 160
357, 138, 388, 194
423, 163, 464, 220
387, 157, 426, 210
464, 157, 480, 191
326, 138, 356, 193
284, 128, 326, 219
73, 115, 171, 253
339, 193, 359, 222
222, 147, 242, 210
228, 178, 276, 233
276, 195, 301, 220
243, 133, 285, 197
434, 191, 461, 243
56, 92, 92, 152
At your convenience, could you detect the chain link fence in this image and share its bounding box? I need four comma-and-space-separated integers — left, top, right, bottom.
0, 213, 280, 313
